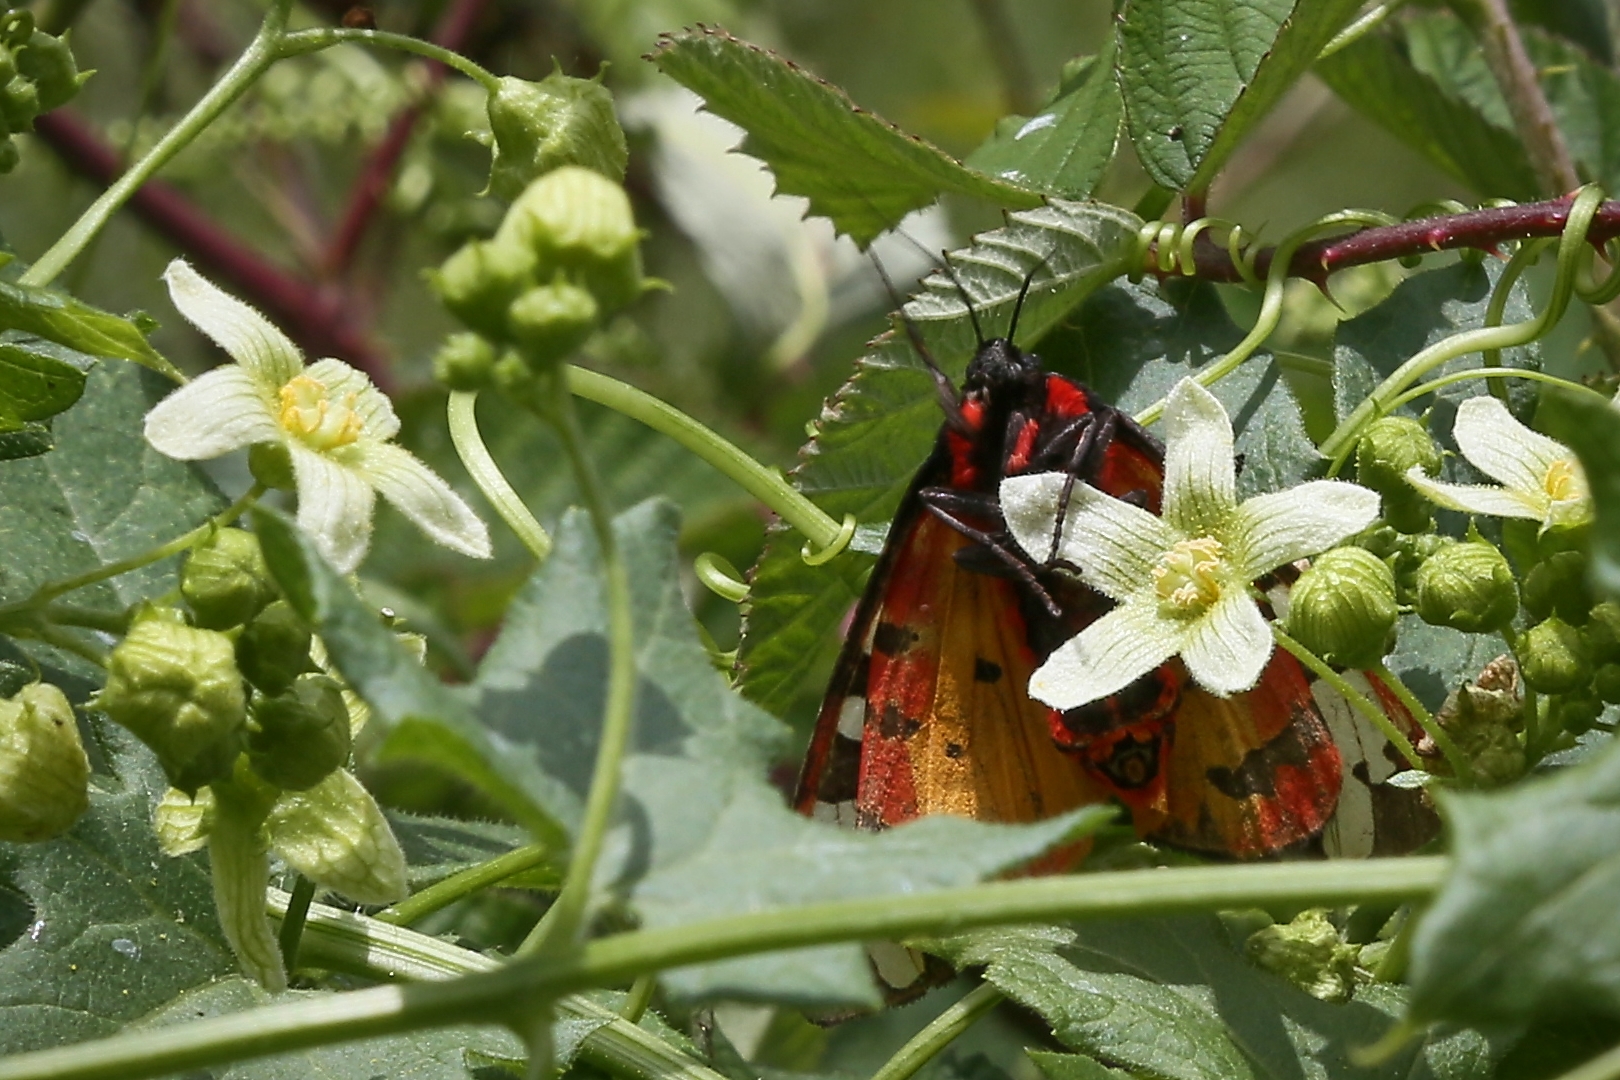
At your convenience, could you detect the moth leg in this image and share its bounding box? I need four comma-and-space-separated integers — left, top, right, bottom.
917, 493, 1062, 618
1046, 410, 1116, 564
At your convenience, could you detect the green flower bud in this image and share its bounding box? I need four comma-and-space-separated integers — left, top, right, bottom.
430, 238, 537, 340
497, 166, 645, 315
14, 29, 85, 112
1587, 602, 1620, 663
153, 785, 213, 856
432, 331, 497, 392
234, 600, 314, 696
1553, 691, 1604, 736
1594, 662, 1620, 705
265, 769, 407, 904
98, 618, 246, 794
1356, 416, 1442, 534
506, 277, 598, 371
0, 682, 88, 842
247, 441, 295, 491
0, 75, 36, 128
1519, 616, 1591, 695
182, 527, 276, 630
1413, 539, 1518, 634
247, 674, 351, 791
486, 70, 627, 200
1285, 547, 1399, 668
0, 134, 18, 174
1522, 550, 1592, 625
1244, 910, 1357, 1003
1434, 662, 1525, 786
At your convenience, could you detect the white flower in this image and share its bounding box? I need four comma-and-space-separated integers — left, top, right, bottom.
999, 378, 1380, 711
144, 260, 491, 573
1405, 395, 1591, 531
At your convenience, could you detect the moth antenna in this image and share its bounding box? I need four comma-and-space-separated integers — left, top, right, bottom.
1006, 253, 1052, 345
931, 254, 987, 347
869, 251, 964, 427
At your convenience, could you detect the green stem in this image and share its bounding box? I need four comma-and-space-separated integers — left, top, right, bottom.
20, 2, 296, 287
278, 875, 316, 975
210, 778, 286, 993
1370, 661, 1478, 788
1134, 211, 1399, 427
618, 975, 656, 1023
869, 983, 1004, 1080
40, 603, 129, 635
1271, 627, 1423, 770
565, 366, 845, 555
517, 382, 637, 957
1320, 185, 1605, 467
1318, 0, 1412, 59
374, 843, 553, 927
1386, 367, 1613, 413
0, 858, 1449, 1080
0, 483, 265, 618
447, 392, 553, 561
276, 27, 500, 91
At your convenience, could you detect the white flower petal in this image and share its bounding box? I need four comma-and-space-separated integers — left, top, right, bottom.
306, 357, 400, 440
1231, 480, 1381, 580
1547, 493, 1595, 530
1405, 468, 1546, 521
162, 259, 303, 388
1026, 598, 1182, 711
143, 366, 281, 459
1160, 378, 1238, 537
349, 442, 492, 560
1000, 473, 1176, 601
1180, 590, 1272, 697
1452, 396, 1572, 492
289, 443, 376, 573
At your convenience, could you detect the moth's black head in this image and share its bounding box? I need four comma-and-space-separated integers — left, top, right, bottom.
962, 337, 1041, 393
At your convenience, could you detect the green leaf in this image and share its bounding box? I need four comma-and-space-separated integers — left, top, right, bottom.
0, 422, 53, 461
0, 336, 90, 427
0, 277, 178, 380
1554, 391, 1620, 599
737, 201, 1142, 715
647, 26, 1043, 246
0, 724, 235, 1055
128, 977, 523, 1079
1386, 615, 1508, 713
1314, 25, 1540, 200
965, 42, 1122, 199
1116, 0, 1364, 193
1409, 737, 1620, 1025
934, 917, 1501, 1080
387, 812, 554, 891
252, 505, 573, 848
1511, 0, 1612, 63
1027, 1051, 1134, 1080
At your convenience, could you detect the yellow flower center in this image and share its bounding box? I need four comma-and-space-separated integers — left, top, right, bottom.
1543, 458, 1580, 503
1153, 536, 1225, 616
278, 375, 363, 451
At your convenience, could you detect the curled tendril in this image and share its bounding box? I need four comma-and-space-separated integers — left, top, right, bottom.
694, 552, 750, 603
1131, 216, 1263, 286
801, 513, 857, 567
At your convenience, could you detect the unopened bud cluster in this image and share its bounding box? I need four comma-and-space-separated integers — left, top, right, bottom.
0, 10, 89, 173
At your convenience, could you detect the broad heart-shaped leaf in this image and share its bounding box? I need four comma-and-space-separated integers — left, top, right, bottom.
736, 201, 1142, 716
965, 42, 1122, 199
1116, 0, 1364, 194
470, 499, 789, 832
930, 918, 1501, 1080
625, 771, 1111, 1006
0, 336, 91, 427
0, 276, 177, 380
646, 26, 1043, 247
1314, 26, 1540, 201
0, 361, 224, 681
0, 724, 235, 1056
1558, 391, 1620, 598
253, 505, 574, 849
1385, 615, 1508, 714
1409, 736, 1620, 1026
126, 977, 522, 1079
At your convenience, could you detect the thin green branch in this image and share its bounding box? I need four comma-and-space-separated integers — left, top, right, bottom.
20, 1, 296, 287
276, 27, 500, 92
869, 983, 1004, 1080
1369, 660, 1477, 788
278, 875, 316, 974
0, 858, 1449, 1080
565, 366, 845, 554
374, 843, 553, 927
1271, 627, 1423, 771
1386, 367, 1613, 413
447, 391, 553, 561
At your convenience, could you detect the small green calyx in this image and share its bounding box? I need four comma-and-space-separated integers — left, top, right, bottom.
1356, 416, 1441, 534
1553, 691, 1604, 736
247, 674, 352, 791
1433, 656, 1524, 785
1244, 909, 1358, 1003
508, 277, 599, 370
0, 682, 89, 842
499, 166, 645, 315
432, 331, 498, 392
0, 17, 89, 174
235, 599, 314, 696
1522, 550, 1593, 625
430, 237, 537, 340
182, 527, 277, 630
266, 769, 407, 904
98, 615, 246, 795
1413, 539, 1518, 634
1284, 546, 1399, 669
1519, 615, 1591, 694
247, 441, 296, 491
486, 70, 628, 200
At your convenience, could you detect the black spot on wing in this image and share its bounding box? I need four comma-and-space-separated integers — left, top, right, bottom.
1205, 722, 1311, 800
816, 734, 862, 803
973, 658, 1003, 684
877, 704, 922, 740
873, 622, 919, 656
